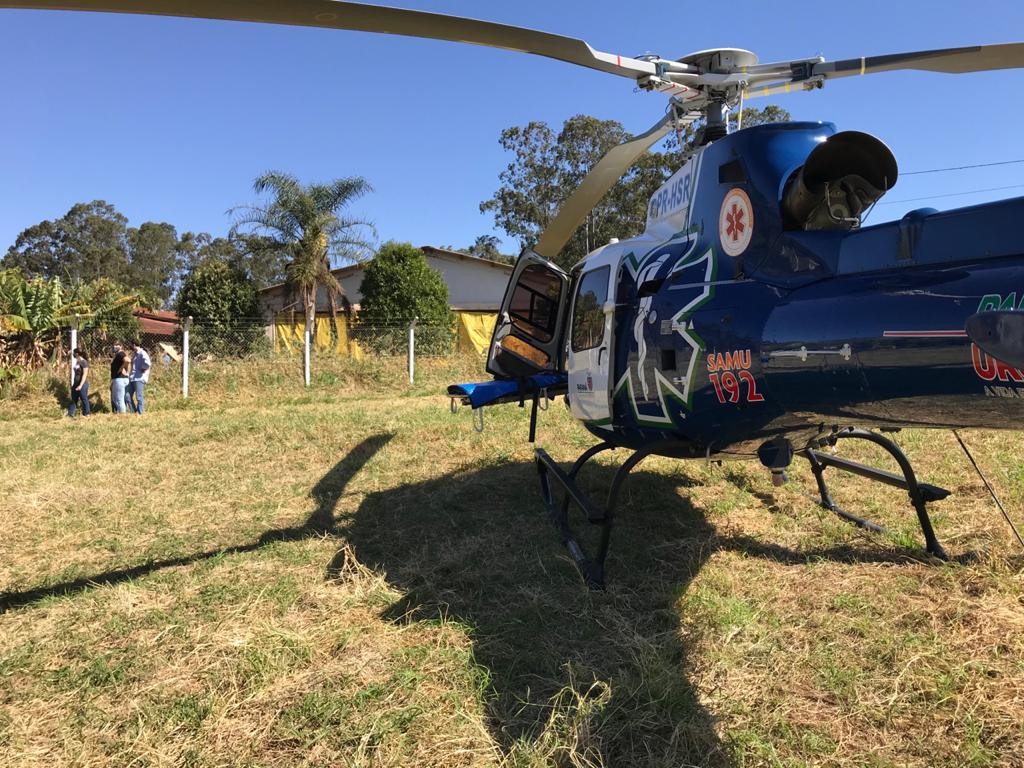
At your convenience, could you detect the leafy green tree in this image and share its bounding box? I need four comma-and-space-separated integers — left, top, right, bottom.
175, 258, 262, 356
355, 242, 454, 355
232, 233, 289, 290
177, 232, 287, 292
481, 115, 675, 268
466, 234, 512, 263
127, 221, 179, 307
4, 201, 130, 282
230, 171, 373, 335
481, 107, 790, 268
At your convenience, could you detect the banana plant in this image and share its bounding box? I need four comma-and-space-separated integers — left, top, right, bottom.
0, 270, 138, 367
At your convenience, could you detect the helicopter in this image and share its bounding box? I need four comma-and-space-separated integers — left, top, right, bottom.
7, 1, 1024, 588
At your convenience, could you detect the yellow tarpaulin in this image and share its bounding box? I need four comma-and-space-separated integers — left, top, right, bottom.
274, 315, 364, 358
273, 311, 497, 356
455, 311, 497, 355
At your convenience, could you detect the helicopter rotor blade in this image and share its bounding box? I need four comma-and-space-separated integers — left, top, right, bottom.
1, 0, 660, 81
814, 43, 1024, 79
742, 43, 1024, 100
534, 111, 696, 261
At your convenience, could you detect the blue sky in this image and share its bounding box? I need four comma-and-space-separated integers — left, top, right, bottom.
1, 0, 1023, 256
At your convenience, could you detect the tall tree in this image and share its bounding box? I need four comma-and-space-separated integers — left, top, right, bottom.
233, 233, 290, 290
127, 221, 179, 307
4, 201, 130, 282
481, 115, 676, 268
481, 106, 791, 268
466, 234, 505, 262
176, 232, 285, 291
230, 171, 373, 333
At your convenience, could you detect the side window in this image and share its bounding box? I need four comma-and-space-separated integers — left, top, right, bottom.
571, 267, 610, 352
509, 264, 564, 343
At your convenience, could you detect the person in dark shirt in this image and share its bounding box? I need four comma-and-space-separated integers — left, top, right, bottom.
68, 348, 91, 417
109, 342, 129, 414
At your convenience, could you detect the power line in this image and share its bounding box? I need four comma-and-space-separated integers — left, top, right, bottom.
878, 184, 1024, 206
902, 158, 1024, 175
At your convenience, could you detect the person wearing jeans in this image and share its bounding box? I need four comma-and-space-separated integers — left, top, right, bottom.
127, 340, 151, 414
110, 342, 129, 414
68, 348, 91, 417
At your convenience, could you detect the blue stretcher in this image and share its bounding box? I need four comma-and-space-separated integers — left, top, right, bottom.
447, 372, 568, 410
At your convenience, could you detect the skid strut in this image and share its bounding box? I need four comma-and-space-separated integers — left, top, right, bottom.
800, 428, 950, 560
536, 442, 664, 589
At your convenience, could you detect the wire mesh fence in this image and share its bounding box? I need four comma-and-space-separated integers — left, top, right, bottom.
46, 315, 490, 406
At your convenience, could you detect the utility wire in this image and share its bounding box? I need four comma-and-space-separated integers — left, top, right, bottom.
878, 184, 1024, 205
903, 158, 1024, 175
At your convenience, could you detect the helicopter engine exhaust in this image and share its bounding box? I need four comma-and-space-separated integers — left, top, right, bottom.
782, 131, 898, 231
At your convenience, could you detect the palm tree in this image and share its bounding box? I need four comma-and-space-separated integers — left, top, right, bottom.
231, 171, 373, 334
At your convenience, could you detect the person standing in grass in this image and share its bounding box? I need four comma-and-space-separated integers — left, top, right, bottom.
110, 342, 130, 414
68, 348, 91, 417
127, 340, 151, 414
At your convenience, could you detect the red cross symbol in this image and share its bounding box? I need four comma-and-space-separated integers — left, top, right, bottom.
725, 202, 745, 242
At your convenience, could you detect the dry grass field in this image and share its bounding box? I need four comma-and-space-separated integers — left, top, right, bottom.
0, 357, 1022, 767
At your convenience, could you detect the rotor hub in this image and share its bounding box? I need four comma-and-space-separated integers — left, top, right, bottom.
676, 48, 759, 74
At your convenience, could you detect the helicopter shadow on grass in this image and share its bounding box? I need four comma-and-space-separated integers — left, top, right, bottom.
332, 453, 942, 764
333, 459, 725, 764
0, 433, 395, 614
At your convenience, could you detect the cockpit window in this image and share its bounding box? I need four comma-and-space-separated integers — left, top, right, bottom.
571, 267, 610, 352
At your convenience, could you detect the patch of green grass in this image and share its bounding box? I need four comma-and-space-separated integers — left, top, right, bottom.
958, 715, 999, 768
680, 580, 757, 634
50, 651, 134, 693
166, 694, 212, 731
814, 652, 861, 705
236, 631, 313, 691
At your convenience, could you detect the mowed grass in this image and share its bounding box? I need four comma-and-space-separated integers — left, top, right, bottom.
0, 356, 1022, 767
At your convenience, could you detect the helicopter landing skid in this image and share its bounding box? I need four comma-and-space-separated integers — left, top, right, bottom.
799, 428, 950, 560
535, 441, 662, 590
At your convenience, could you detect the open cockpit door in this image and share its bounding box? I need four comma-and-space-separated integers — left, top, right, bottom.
487, 249, 570, 379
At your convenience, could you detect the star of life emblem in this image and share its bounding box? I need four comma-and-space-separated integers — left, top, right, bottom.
719, 188, 753, 257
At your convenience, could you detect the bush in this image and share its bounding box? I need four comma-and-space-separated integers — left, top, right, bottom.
353, 242, 454, 355
176, 259, 263, 357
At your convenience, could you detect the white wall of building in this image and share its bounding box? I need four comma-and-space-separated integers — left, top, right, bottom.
259, 250, 513, 320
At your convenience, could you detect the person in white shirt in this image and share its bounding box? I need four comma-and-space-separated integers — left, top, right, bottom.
127, 340, 152, 414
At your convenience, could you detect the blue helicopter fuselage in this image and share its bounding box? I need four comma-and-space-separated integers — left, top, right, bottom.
576, 122, 1024, 459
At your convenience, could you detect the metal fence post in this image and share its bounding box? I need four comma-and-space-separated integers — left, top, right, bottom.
304, 326, 311, 387
407, 317, 418, 384
182, 316, 192, 399
69, 314, 79, 388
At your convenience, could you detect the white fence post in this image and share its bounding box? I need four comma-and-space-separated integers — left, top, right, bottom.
303, 327, 311, 387
182, 316, 192, 399
69, 314, 79, 388
407, 317, 418, 384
